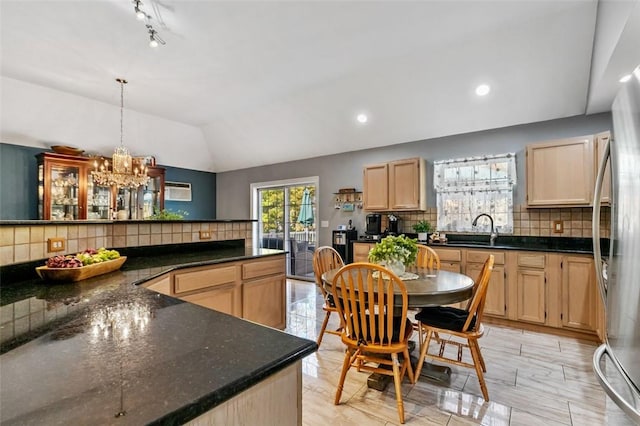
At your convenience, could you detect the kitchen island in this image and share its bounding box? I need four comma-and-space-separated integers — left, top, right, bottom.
0, 242, 317, 425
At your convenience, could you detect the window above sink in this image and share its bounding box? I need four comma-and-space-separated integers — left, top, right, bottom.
434, 153, 516, 234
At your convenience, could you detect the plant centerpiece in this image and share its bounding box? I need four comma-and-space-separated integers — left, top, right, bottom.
412, 220, 432, 242
148, 208, 189, 220
368, 234, 418, 276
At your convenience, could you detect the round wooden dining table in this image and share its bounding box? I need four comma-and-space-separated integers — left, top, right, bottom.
321, 267, 475, 309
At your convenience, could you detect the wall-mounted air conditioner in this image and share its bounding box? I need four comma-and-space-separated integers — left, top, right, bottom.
165, 181, 192, 201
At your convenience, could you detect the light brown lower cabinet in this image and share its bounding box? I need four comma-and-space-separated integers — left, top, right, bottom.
143, 254, 286, 329
560, 255, 598, 332
242, 275, 286, 329
432, 248, 462, 273
447, 248, 603, 342
508, 252, 547, 324
181, 282, 242, 317
185, 361, 302, 426
352, 242, 374, 262
515, 268, 547, 324
462, 250, 507, 318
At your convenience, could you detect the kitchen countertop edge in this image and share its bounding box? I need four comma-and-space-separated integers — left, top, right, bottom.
0, 246, 317, 425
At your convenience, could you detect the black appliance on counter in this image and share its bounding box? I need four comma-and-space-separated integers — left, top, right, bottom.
365, 213, 382, 239
387, 214, 400, 235
332, 229, 358, 263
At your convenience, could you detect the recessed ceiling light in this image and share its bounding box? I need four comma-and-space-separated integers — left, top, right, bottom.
475, 84, 490, 96
356, 113, 368, 123
619, 74, 632, 83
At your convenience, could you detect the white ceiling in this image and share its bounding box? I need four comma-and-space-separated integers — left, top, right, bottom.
1, 0, 639, 172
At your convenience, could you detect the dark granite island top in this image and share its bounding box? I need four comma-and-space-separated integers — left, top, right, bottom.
0, 243, 317, 425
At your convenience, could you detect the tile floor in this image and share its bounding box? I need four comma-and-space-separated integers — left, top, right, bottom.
284, 279, 634, 425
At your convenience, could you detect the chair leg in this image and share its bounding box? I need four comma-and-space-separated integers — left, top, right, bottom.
391, 353, 406, 424
414, 327, 433, 379
468, 338, 489, 401
403, 347, 415, 384
317, 310, 331, 346
334, 347, 352, 405
472, 340, 486, 372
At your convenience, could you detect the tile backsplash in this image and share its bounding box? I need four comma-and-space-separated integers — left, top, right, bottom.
388, 204, 611, 239
0, 222, 253, 266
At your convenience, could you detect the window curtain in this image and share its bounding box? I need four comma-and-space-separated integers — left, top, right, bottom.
434, 153, 516, 233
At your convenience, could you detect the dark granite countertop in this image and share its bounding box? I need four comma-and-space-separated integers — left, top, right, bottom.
355, 233, 608, 255
0, 243, 316, 425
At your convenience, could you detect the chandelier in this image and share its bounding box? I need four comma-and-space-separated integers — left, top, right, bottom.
92, 78, 149, 189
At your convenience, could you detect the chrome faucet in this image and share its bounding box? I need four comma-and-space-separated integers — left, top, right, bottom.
472, 213, 498, 246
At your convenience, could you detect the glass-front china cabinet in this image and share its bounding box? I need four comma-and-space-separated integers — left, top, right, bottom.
114, 166, 165, 220
37, 153, 89, 220
37, 152, 165, 220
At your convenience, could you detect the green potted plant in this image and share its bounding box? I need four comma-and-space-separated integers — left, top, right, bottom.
367, 234, 418, 276
147, 208, 189, 220
412, 220, 432, 242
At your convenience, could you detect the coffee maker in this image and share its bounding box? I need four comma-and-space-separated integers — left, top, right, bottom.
365, 213, 382, 239
387, 214, 400, 235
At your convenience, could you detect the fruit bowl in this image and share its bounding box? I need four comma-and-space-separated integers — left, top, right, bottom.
36, 257, 127, 283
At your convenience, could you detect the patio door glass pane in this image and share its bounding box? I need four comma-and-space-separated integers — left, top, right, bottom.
257, 184, 316, 279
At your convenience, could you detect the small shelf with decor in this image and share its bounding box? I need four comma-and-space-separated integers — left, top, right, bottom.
333, 188, 363, 211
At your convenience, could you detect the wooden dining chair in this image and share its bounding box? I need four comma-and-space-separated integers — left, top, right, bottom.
331, 262, 415, 424
416, 244, 441, 269
312, 246, 345, 346
414, 244, 441, 336
414, 255, 494, 401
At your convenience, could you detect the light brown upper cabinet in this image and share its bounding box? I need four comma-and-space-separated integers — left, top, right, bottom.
526, 135, 594, 207
363, 157, 426, 211
362, 163, 389, 210
595, 131, 611, 205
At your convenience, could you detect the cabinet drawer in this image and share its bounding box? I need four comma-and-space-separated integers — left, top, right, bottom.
467, 250, 505, 265
433, 248, 461, 262
242, 257, 285, 280
518, 253, 546, 269
174, 265, 239, 294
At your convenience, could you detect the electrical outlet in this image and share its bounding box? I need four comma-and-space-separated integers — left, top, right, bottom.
553, 220, 564, 233
199, 230, 211, 240
47, 237, 66, 252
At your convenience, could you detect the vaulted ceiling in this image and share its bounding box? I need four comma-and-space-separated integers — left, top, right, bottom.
1, 0, 639, 172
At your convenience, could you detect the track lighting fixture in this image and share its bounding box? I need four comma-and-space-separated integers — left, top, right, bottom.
133, 0, 147, 20
132, 0, 166, 48
146, 24, 165, 48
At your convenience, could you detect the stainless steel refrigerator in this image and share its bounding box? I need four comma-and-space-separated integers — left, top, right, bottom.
593, 66, 640, 424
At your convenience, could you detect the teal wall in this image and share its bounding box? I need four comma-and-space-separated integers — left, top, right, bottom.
0, 144, 41, 219
0, 143, 216, 220
163, 165, 216, 220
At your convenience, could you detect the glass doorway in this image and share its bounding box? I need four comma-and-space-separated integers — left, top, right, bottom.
252, 178, 318, 280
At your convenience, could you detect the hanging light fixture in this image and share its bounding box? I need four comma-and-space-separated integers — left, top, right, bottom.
92, 78, 149, 189
146, 24, 165, 48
